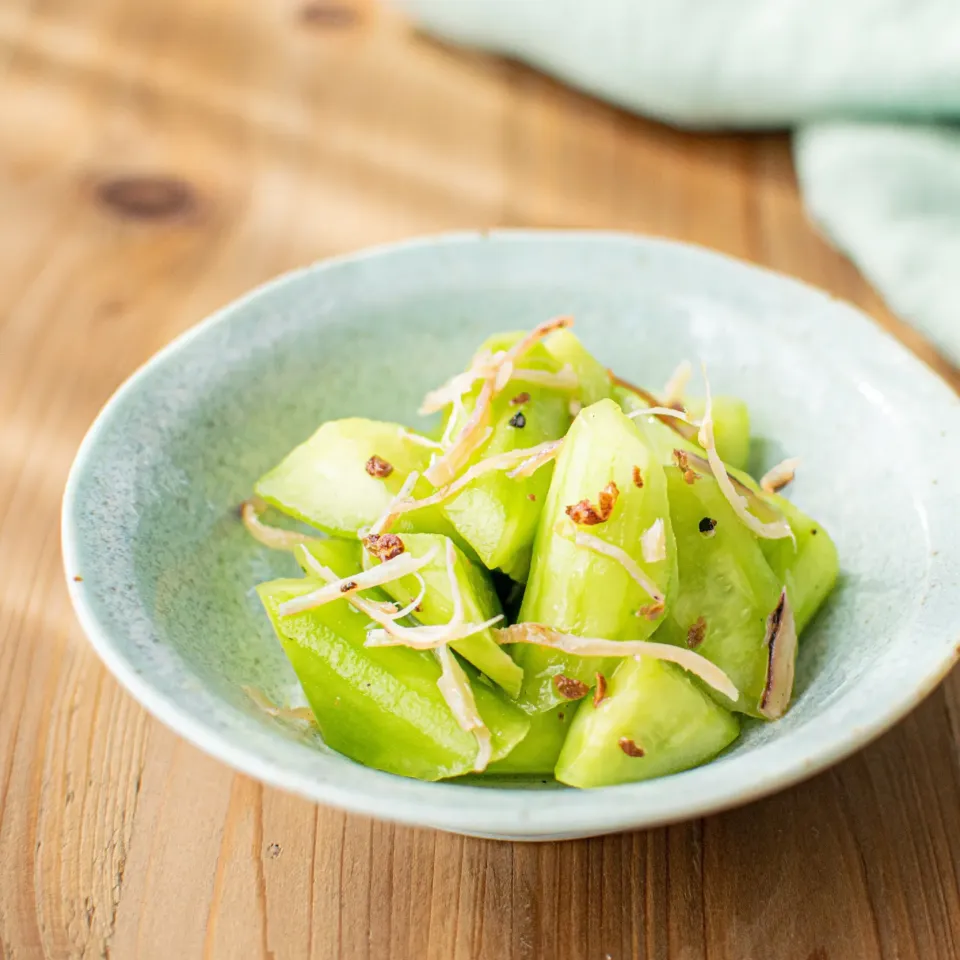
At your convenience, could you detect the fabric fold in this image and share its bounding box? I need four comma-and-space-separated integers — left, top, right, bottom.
395, 0, 960, 363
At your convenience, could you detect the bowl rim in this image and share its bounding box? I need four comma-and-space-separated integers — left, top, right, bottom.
62, 229, 960, 839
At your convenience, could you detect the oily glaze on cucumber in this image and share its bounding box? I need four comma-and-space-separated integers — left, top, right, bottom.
515, 399, 676, 714
362, 533, 523, 698
440, 337, 572, 580
257, 579, 529, 781
657, 466, 783, 717
555, 656, 739, 787
256, 418, 457, 540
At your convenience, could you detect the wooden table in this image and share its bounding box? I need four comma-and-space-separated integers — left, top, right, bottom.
3, 2, 960, 957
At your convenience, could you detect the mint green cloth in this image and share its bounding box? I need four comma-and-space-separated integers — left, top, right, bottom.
396, 0, 960, 363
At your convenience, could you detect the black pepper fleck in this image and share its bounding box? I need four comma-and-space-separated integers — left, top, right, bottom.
699, 517, 717, 536
508, 411, 526, 429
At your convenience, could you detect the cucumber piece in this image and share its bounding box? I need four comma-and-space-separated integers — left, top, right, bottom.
686, 396, 750, 471
515, 399, 677, 714
555, 656, 740, 787
543, 329, 612, 406
363, 533, 523, 698
658, 466, 783, 717
760, 495, 839, 633
257, 578, 529, 781
296, 537, 363, 578
486, 703, 578, 774
255, 418, 457, 540
613, 386, 751, 471
440, 339, 571, 580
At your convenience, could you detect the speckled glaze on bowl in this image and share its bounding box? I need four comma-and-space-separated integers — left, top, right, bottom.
63, 232, 960, 840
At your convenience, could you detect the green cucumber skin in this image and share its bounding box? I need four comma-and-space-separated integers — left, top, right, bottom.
515, 399, 677, 714
555, 656, 740, 788
255, 417, 458, 540
364, 533, 524, 699
257, 579, 529, 781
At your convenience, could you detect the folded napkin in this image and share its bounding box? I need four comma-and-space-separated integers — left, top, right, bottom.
395, 0, 960, 364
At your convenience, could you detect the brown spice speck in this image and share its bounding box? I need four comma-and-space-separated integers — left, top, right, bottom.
637, 600, 665, 621
565, 481, 619, 526
618, 737, 645, 757
632, 466, 644, 488
510, 392, 530, 406
687, 616, 707, 649
673, 448, 701, 484
363, 533, 405, 561
365, 455, 394, 478
73, 575, 83, 582
553, 674, 589, 700
340, 581, 357, 593
527, 493, 537, 502
593, 673, 607, 708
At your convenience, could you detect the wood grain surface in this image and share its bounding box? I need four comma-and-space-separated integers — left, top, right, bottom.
2, 1, 959, 958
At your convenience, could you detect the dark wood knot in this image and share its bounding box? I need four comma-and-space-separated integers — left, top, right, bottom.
298, 2, 359, 27
95, 175, 199, 222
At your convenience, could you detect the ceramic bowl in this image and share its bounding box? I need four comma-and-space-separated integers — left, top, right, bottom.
62, 232, 960, 840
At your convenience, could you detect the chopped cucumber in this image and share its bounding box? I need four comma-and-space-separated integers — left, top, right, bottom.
686, 396, 750, 471
256, 418, 457, 540
440, 339, 572, 580
363, 533, 523, 698
760, 494, 839, 633
613, 385, 751, 470
257, 578, 529, 781
658, 466, 782, 716
543, 329, 612, 406
486, 703, 578, 774
296, 537, 363, 578
515, 399, 676, 714
555, 656, 739, 787
242, 321, 838, 787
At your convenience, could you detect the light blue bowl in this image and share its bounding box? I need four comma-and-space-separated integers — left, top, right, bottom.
62, 232, 960, 840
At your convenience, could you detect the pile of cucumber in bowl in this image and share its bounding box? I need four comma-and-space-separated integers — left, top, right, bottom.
242, 317, 837, 788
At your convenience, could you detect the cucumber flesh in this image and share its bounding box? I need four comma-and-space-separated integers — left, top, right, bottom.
554, 656, 739, 788
658, 466, 783, 717
364, 533, 523, 698
486, 703, 578, 774
257, 578, 528, 781
515, 398, 676, 714
613, 386, 751, 471
686, 396, 751, 471
543, 329, 612, 406
440, 339, 571, 580
760, 494, 839, 633
256, 418, 457, 540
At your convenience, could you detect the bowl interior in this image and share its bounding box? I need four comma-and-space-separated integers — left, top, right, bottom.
65, 233, 960, 837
